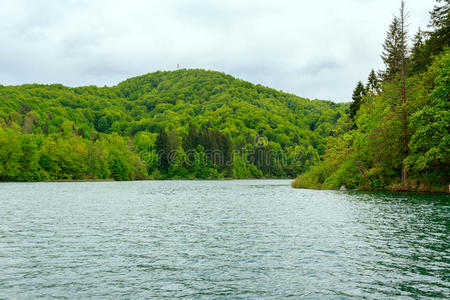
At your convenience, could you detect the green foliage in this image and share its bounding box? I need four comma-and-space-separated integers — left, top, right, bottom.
110, 153, 129, 181
293, 1, 449, 192
366, 69, 380, 94
168, 146, 189, 178
380, 17, 404, 81
406, 51, 450, 178
349, 81, 366, 128
191, 145, 220, 179
0, 126, 146, 181
409, 1, 449, 74
0, 69, 347, 181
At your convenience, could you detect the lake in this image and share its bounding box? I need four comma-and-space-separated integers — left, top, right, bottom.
0, 180, 448, 299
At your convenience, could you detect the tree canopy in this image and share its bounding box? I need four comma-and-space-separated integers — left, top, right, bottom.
0, 69, 347, 181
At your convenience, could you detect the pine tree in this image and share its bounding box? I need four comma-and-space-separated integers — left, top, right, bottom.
349, 81, 366, 129
428, 0, 450, 51
409, 28, 430, 73
409, 1, 449, 74
412, 28, 424, 53
366, 69, 379, 94
380, 17, 403, 80
110, 154, 128, 181
182, 123, 199, 152
155, 128, 169, 172
221, 132, 233, 176
380, 2, 409, 182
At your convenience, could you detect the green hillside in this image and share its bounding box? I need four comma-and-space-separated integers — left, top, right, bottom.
0, 69, 348, 181
292, 0, 449, 192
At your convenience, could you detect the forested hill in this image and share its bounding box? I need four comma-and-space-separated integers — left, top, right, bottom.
116, 69, 347, 144
0, 69, 348, 181
292, 0, 449, 192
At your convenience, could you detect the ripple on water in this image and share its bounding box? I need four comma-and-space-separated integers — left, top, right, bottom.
0, 180, 449, 299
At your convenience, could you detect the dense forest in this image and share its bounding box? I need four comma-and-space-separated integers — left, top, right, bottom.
0, 69, 347, 181
1, 1, 447, 190
292, 0, 449, 192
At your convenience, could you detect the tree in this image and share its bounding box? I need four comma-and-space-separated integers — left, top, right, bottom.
349, 81, 366, 128
380, 17, 402, 80
155, 128, 170, 172
428, 0, 450, 53
191, 145, 219, 179
168, 146, 188, 178
380, 1, 410, 182
409, 28, 430, 74
409, 1, 449, 74
398, 0, 409, 183
406, 50, 449, 179
110, 153, 129, 181
365, 69, 379, 94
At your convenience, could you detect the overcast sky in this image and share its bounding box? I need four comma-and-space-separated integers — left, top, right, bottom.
0, 0, 433, 102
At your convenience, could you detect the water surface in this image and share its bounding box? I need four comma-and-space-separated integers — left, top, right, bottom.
0, 180, 449, 298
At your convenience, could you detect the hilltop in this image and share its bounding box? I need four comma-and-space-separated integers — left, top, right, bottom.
0, 69, 348, 181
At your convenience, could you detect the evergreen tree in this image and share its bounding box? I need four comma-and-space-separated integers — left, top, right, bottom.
409, 28, 430, 74
155, 128, 170, 172
349, 81, 366, 129
110, 154, 129, 181
409, 1, 449, 74
428, 0, 450, 52
380, 1, 410, 183
380, 17, 403, 80
366, 69, 379, 94
221, 132, 233, 176
182, 124, 199, 152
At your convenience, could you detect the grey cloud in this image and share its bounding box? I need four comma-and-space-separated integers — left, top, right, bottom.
0, 0, 431, 102
300, 59, 342, 76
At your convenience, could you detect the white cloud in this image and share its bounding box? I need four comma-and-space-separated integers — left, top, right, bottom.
0, 0, 432, 102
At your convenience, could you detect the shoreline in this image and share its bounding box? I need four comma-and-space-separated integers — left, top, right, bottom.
291, 184, 450, 194
0, 177, 294, 183
1, 178, 448, 194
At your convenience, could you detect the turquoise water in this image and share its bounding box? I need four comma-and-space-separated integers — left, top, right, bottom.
0, 180, 449, 299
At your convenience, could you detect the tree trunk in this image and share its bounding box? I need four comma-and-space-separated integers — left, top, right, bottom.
400, 1, 408, 183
